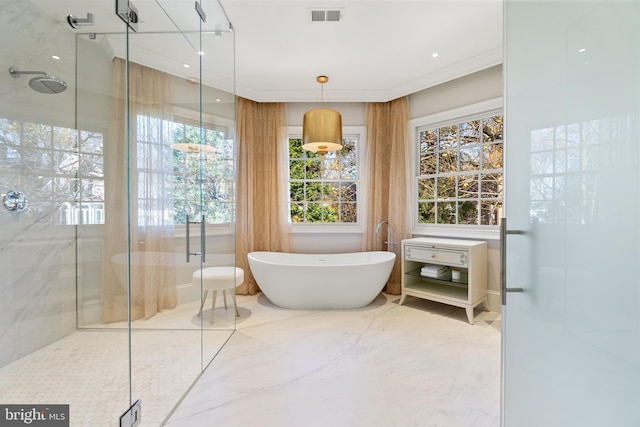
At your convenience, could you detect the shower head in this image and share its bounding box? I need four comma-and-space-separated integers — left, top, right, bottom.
28, 75, 67, 94
9, 67, 67, 94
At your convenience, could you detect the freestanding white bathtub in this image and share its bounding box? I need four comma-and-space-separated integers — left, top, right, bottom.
247, 251, 396, 309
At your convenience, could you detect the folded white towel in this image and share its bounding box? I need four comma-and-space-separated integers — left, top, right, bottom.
421, 270, 451, 279
420, 264, 451, 279
420, 264, 448, 274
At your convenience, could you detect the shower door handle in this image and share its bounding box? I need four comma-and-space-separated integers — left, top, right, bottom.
185, 214, 206, 263
186, 214, 192, 263
500, 217, 525, 305
200, 216, 206, 263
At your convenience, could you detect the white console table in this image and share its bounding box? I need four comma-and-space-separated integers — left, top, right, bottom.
400, 237, 488, 324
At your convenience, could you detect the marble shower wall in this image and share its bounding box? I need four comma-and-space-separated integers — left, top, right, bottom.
0, 0, 78, 368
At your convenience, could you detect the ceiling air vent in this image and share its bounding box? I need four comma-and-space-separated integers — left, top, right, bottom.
326, 10, 341, 21
310, 9, 343, 22
311, 10, 326, 22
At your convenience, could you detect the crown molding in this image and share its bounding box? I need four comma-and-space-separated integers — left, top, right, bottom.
236, 47, 503, 103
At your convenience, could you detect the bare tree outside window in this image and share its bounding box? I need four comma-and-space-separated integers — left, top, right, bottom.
417, 115, 503, 226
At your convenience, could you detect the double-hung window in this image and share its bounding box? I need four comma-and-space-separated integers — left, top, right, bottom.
169, 119, 234, 226
287, 128, 362, 224
136, 113, 234, 227
414, 101, 503, 230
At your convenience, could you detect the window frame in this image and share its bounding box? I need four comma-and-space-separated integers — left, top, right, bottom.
410, 98, 503, 240
286, 125, 366, 233
166, 107, 236, 237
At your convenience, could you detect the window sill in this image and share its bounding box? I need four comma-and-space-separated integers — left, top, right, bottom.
411, 226, 500, 241
291, 224, 363, 234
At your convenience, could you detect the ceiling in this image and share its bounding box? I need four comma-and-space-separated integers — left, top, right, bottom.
27, 0, 503, 103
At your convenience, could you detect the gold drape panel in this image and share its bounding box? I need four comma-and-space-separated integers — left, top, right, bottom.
235, 97, 291, 295
102, 58, 177, 322
364, 97, 412, 294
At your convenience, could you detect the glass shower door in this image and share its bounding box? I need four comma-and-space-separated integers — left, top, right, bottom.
122, 1, 236, 424
197, 0, 238, 371
502, 1, 640, 425
75, 0, 235, 424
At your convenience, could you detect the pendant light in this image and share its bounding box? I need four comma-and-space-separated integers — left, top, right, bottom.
302, 75, 342, 155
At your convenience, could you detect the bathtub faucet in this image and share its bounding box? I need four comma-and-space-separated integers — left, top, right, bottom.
375, 220, 397, 251
375, 220, 388, 234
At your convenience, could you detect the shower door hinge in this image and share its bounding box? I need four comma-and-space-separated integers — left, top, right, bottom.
116, 0, 139, 32
195, 1, 207, 22
119, 399, 141, 427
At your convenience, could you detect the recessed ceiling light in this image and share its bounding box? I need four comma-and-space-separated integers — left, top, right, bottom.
198, 51, 205, 56
184, 64, 190, 68
216, 98, 221, 102
432, 53, 439, 58
578, 48, 586, 53
52, 55, 60, 60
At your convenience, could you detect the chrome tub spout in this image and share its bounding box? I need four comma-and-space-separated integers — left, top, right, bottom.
375, 220, 388, 234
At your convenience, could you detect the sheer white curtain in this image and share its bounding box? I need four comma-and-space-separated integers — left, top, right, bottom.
102, 58, 177, 322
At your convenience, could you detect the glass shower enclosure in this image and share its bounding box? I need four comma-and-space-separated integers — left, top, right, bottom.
0, 0, 236, 425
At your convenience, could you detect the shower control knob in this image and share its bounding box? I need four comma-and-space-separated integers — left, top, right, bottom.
3, 191, 27, 212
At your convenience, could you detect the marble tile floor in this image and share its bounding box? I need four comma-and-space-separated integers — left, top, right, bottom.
165, 293, 502, 427
0, 310, 236, 426
0, 293, 500, 427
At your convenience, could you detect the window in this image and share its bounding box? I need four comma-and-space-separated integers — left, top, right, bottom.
0, 115, 233, 227
136, 115, 234, 226
168, 119, 234, 226
288, 133, 359, 224
415, 112, 503, 227
0, 118, 105, 225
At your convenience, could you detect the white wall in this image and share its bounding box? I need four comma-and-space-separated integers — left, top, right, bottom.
409, 65, 503, 119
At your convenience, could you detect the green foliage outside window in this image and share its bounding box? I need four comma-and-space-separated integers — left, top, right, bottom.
288, 137, 357, 223
171, 121, 234, 225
